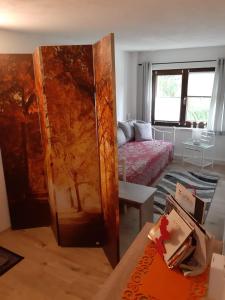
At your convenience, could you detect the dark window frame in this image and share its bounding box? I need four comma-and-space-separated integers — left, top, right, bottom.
151, 67, 215, 126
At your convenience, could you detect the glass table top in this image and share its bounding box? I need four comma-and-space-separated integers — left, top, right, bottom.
182, 140, 214, 150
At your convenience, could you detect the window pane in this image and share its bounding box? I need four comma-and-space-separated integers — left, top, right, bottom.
186, 97, 211, 123
155, 75, 182, 121
155, 97, 181, 121
188, 72, 214, 97
157, 75, 182, 98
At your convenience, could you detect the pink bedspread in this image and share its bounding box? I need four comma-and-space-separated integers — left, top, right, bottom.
118, 140, 173, 186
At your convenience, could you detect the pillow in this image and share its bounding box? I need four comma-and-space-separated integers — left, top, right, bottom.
118, 121, 135, 141
134, 122, 153, 141
117, 127, 127, 147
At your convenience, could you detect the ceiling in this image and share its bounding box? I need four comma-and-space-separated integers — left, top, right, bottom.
1, 0, 225, 51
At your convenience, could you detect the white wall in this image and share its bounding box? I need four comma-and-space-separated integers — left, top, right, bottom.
0, 150, 10, 232
115, 49, 127, 121
126, 52, 138, 120
138, 45, 225, 68
115, 49, 138, 121
0, 29, 99, 53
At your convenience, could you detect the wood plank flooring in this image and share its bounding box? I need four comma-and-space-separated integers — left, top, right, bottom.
0, 227, 112, 300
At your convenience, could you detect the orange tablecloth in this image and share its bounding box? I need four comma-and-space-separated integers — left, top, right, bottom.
122, 241, 208, 300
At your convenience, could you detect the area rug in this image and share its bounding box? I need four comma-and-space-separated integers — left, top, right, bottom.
154, 170, 219, 215
0, 247, 23, 276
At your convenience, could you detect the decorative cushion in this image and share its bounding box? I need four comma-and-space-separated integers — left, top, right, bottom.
117, 127, 127, 147
134, 122, 153, 141
118, 121, 135, 141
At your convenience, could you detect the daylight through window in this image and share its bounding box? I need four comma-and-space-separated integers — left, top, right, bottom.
152, 68, 215, 126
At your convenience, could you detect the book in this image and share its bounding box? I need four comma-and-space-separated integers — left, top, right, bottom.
163, 209, 193, 263
148, 209, 194, 265
175, 183, 207, 224
167, 236, 195, 268
166, 194, 214, 276
149, 181, 215, 276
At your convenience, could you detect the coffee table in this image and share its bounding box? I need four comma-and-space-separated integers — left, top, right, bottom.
119, 181, 156, 230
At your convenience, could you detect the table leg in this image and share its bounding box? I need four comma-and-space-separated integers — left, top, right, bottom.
139, 208, 142, 231
182, 145, 185, 165
201, 149, 204, 170
211, 147, 214, 169
139, 196, 154, 230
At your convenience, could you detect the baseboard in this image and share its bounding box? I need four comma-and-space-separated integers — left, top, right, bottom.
0, 226, 11, 233
174, 154, 225, 165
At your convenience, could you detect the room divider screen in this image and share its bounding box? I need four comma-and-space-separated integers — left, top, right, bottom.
0, 34, 119, 267
93, 35, 119, 267
0, 54, 50, 229
33, 34, 119, 266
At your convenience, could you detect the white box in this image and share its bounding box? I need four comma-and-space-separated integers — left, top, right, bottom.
208, 253, 225, 300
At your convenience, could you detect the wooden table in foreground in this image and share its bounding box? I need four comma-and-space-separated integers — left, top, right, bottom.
94, 222, 223, 300
94, 223, 152, 300
119, 181, 156, 230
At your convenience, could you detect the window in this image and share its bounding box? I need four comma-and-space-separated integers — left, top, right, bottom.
186, 71, 215, 123
152, 68, 215, 126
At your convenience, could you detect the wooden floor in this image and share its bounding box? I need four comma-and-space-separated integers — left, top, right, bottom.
0, 227, 112, 300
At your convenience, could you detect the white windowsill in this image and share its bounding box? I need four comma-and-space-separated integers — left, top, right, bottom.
155, 125, 205, 131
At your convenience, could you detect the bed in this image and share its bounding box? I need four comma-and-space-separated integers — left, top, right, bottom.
118, 139, 174, 186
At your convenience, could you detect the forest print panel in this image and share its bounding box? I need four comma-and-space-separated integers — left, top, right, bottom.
0, 54, 50, 228
93, 34, 119, 267
34, 45, 103, 246
33, 49, 59, 238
